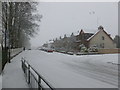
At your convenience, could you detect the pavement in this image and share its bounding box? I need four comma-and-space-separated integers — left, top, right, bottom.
2, 50, 29, 88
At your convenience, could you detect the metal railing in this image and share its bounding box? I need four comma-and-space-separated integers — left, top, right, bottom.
21, 57, 55, 90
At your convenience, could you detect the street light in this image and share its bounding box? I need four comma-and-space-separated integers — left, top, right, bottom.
89, 11, 99, 28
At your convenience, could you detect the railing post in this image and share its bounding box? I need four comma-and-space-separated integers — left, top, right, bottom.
23, 60, 25, 73
28, 64, 30, 84
21, 58, 25, 73
38, 75, 41, 90
21, 59, 55, 90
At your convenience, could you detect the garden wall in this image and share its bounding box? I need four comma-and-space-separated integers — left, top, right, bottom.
98, 48, 120, 54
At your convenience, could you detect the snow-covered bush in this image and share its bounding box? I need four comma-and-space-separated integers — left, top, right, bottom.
79, 44, 85, 48
88, 45, 98, 52
81, 46, 88, 52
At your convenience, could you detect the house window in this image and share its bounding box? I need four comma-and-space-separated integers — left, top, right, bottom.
102, 43, 104, 48
102, 36, 105, 40
100, 43, 104, 48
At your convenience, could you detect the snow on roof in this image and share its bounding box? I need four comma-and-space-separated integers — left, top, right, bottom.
79, 29, 96, 34
52, 29, 97, 42
64, 29, 96, 37
66, 34, 71, 37
87, 30, 98, 41
87, 29, 114, 42
48, 40, 54, 43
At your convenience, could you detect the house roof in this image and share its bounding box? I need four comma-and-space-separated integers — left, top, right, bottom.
87, 29, 114, 42
79, 29, 96, 34
87, 31, 98, 41
76, 29, 94, 40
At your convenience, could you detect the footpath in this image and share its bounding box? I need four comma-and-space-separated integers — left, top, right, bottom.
2, 49, 29, 88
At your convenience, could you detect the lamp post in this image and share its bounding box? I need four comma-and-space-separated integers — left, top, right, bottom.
89, 11, 99, 28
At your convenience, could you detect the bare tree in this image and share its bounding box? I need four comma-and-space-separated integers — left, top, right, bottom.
2, 2, 42, 69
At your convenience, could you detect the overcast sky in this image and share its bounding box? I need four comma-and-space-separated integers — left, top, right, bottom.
30, 2, 118, 47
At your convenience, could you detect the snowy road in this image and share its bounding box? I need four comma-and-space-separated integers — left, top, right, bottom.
22, 50, 118, 88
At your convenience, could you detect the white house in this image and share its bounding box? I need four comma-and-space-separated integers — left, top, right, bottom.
87, 26, 116, 49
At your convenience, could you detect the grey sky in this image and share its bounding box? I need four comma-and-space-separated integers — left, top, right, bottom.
30, 2, 118, 47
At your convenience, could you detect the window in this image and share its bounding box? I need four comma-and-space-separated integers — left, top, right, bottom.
100, 43, 104, 48
102, 36, 105, 40
102, 43, 104, 48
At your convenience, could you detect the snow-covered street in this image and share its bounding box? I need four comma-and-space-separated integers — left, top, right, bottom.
2, 50, 118, 88
8, 50, 119, 88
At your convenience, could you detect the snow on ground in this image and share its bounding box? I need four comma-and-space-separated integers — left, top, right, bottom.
2, 50, 118, 88
2, 51, 29, 88
0, 49, 1, 73
22, 50, 118, 88
0, 75, 2, 89
87, 54, 118, 64
0, 48, 2, 89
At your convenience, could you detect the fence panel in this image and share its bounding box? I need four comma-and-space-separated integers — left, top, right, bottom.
30, 71, 38, 88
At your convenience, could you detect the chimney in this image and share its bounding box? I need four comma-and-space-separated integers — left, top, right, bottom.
98, 26, 104, 30
80, 29, 84, 34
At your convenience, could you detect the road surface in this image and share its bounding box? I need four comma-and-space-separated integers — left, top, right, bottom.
22, 50, 118, 88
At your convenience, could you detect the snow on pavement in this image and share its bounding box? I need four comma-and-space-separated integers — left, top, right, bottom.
0, 75, 2, 89
22, 50, 118, 88
2, 52, 29, 88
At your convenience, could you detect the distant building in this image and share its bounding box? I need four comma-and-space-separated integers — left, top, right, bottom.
50, 26, 116, 52
75, 29, 94, 50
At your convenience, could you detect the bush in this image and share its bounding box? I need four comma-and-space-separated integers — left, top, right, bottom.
88, 46, 98, 52
81, 46, 88, 52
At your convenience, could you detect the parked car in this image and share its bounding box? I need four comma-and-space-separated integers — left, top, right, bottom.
67, 52, 74, 55
76, 52, 82, 55
47, 49, 53, 52
60, 51, 66, 54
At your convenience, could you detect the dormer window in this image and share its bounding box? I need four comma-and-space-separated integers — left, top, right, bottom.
102, 36, 104, 40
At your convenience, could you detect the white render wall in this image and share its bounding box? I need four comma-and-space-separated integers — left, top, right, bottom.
89, 30, 116, 49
